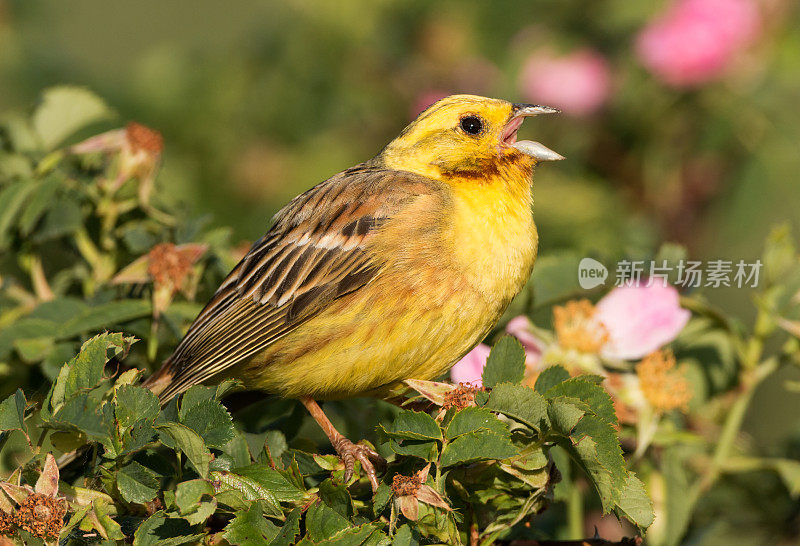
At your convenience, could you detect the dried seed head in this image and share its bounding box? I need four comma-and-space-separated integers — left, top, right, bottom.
443, 382, 485, 410
553, 299, 609, 354
391, 473, 422, 497
0, 510, 14, 536
14, 493, 67, 540
148, 243, 194, 289
126, 122, 163, 154
637, 349, 692, 412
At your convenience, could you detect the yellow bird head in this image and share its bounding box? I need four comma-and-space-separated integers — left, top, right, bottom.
380, 94, 563, 180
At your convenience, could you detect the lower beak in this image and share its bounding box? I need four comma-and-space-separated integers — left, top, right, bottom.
505, 103, 564, 161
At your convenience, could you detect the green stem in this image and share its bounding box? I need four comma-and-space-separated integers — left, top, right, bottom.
566, 479, 583, 539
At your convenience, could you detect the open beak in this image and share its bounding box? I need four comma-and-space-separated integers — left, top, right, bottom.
501, 103, 564, 161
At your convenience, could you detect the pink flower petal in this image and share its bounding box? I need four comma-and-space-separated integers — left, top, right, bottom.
505, 315, 544, 368
519, 48, 611, 117
451, 343, 491, 386
636, 0, 761, 87
596, 283, 690, 360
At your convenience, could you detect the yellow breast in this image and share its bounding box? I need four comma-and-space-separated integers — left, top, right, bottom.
240, 168, 537, 400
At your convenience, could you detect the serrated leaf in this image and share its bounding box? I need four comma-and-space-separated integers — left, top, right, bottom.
180, 399, 235, 448
560, 414, 627, 513
223, 502, 279, 545
445, 407, 509, 440
614, 472, 655, 532
174, 479, 214, 514
392, 524, 419, 546
547, 397, 587, 433
485, 383, 549, 432
209, 470, 282, 516
0, 389, 27, 436
546, 377, 617, 427
482, 336, 526, 388
229, 464, 306, 503
132, 510, 205, 546
305, 500, 352, 542
156, 422, 211, 478
117, 461, 160, 504
382, 410, 442, 441
33, 86, 113, 150
270, 507, 302, 546
534, 365, 570, 394
389, 439, 439, 462
440, 429, 518, 468
319, 478, 353, 519
115, 385, 159, 428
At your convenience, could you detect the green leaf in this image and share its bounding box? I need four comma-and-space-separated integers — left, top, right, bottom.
0, 318, 58, 359
560, 414, 627, 513
305, 500, 352, 542
209, 470, 282, 517
270, 507, 302, 546
156, 422, 212, 478
223, 503, 279, 545
174, 479, 214, 514
392, 524, 420, 546
32, 196, 83, 241
13, 335, 55, 362
534, 365, 570, 394
33, 86, 113, 150
546, 377, 617, 427
445, 407, 509, 440
482, 336, 525, 388
389, 439, 439, 462
440, 429, 518, 468
180, 399, 235, 448
229, 464, 306, 503
614, 472, 655, 532
0, 179, 39, 249
133, 511, 205, 546
485, 383, 549, 432
117, 461, 160, 504
0, 389, 27, 436
50, 332, 133, 411
382, 410, 442, 441
58, 300, 151, 339
319, 478, 353, 519
547, 397, 587, 433
115, 385, 159, 428
18, 173, 62, 235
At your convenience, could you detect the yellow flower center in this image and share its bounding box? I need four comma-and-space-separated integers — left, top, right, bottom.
637, 350, 691, 412
553, 299, 609, 354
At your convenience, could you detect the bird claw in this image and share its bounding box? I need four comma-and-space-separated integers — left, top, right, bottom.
332, 437, 386, 492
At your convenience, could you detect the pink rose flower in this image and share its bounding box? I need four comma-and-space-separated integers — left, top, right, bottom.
450, 343, 491, 386
596, 282, 691, 360
636, 0, 761, 87
519, 49, 611, 117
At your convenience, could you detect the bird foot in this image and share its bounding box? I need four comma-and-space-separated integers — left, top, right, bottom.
332, 436, 386, 492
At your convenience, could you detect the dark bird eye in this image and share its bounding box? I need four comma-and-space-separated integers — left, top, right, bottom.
459, 116, 483, 135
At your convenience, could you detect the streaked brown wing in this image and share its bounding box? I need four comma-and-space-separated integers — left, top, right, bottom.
152, 163, 437, 401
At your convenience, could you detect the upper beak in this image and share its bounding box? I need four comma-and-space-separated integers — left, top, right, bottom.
504, 103, 564, 162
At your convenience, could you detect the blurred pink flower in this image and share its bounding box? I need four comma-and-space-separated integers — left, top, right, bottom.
450, 343, 491, 386
519, 49, 611, 117
597, 282, 691, 360
636, 0, 761, 87
505, 315, 544, 367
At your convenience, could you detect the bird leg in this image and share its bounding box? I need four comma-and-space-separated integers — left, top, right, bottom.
300, 397, 385, 492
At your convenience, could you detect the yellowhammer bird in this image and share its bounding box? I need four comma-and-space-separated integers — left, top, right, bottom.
145, 94, 562, 490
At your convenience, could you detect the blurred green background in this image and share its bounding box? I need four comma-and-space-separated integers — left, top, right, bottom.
2, 0, 800, 460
